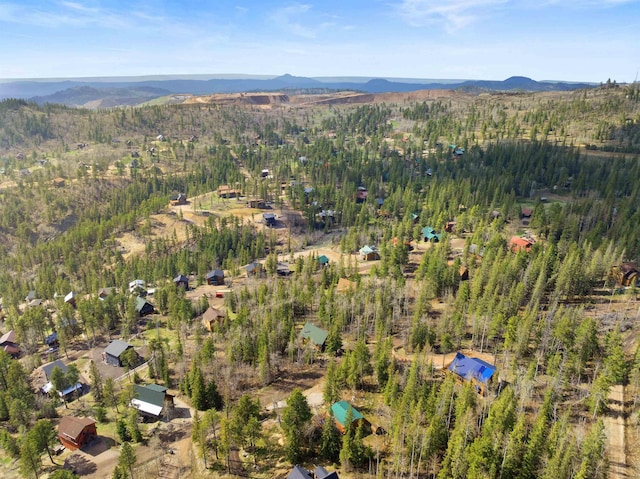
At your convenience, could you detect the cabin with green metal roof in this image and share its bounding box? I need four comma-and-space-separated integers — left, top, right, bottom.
130, 383, 174, 420
301, 322, 329, 351
359, 245, 380, 261
331, 400, 366, 433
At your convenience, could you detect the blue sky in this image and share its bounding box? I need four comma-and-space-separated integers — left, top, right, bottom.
0, 0, 638, 82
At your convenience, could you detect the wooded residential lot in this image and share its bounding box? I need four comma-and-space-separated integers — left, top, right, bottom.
0, 84, 639, 479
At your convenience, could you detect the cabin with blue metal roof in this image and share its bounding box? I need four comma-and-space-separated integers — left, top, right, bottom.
421, 226, 441, 243
447, 352, 496, 396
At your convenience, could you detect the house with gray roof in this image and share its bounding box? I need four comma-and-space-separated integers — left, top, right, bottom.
42, 359, 67, 381
102, 340, 135, 367
206, 269, 225, 285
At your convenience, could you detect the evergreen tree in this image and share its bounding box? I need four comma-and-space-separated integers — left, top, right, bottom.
20, 435, 42, 479
103, 377, 119, 413
281, 388, 312, 463
127, 408, 142, 443
117, 441, 137, 479
89, 360, 104, 404
117, 418, 131, 443
323, 359, 341, 405
30, 419, 57, 464
205, 378, 223, 410
575, 420, 607, 479
319, 409, 341, 462
190, 365, 206, 411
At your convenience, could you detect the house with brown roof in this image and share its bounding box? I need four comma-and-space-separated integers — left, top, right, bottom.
217, 185, 238, 198
611, 262, 640, 287
0, 330, 20, 358
246, 198, 267, 209
509, 236, 534, 253
521, 207, 533, 218
202, 307, 226, 332
58, 416, 97, 450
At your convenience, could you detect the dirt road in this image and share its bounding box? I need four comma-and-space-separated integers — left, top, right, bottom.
605, 385, 628, 479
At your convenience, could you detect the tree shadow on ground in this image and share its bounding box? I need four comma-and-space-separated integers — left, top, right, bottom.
64, 454, 98, 476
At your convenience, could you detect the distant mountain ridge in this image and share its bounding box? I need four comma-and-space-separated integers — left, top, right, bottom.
30, 86, 171, 108
0, 74, 596, 107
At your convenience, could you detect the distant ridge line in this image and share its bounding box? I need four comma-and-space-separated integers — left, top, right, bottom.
0, 74, 597, 105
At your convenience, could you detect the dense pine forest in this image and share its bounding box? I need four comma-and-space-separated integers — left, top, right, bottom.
0, 84, 639, 479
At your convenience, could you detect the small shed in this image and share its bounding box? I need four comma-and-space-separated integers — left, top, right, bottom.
131, 384, 174, 420
359, 245, 380, 261
58, 416, 97, 450
206, 269, 225, 286
102, 340, 134, 367
448, 352, 496, 396
301, 322, 329, 351
135, 297, 154, 317
317, 255, 330, 267
53, 177, 65, 188
173, 274, 189, 289
331, 400, 366, 434
202, 307, 225, 332
64, 291, 77, 308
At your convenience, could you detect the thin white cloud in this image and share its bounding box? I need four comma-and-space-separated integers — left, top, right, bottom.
541, 0, 638, 5
270, 4, 319, 39
0, 1, 131, 28
397, 0, 509, 30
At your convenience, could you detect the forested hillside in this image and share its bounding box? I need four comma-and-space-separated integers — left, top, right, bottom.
0, 84, 639, 479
